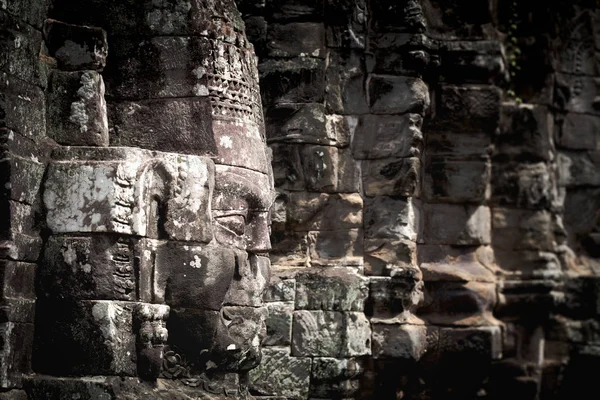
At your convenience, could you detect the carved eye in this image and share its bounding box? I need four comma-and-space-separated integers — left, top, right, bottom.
215, 214, 246, 236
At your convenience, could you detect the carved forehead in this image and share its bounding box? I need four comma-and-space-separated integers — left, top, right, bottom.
213, 165, 274, 211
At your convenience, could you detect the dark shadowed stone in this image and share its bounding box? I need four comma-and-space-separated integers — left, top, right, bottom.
362, 157, 420, 197
0, 322, 34, 388
494, 249, 561, 281
352, 114, 423, 159
0, 260, 36, 301
0, 298, 35, 323
371, 323, 427, 360
270, 231, 309, 266
43, 19, 108, 71
557, 150, 600, 187
369, 75, 429, 115
295, 268, 368, 311
556, 73, 600, 116
0, 154, 45, 205
371, 0, 426, 33
267, 22, 325, 58
287, 192, 362, 231
109, 97, 215, 155
556, 113, 600, 151
263, 302, 293, 346
0, 11, 48, 87
0, 389, 27, 400
46, 71, 109, 146
419, 245, 496, 283
492, 208, 555, 252
426, 131, 492, 157
1, 0, 49, 28
265, 103, 335, 145
325, 50, 367, 114
429, 85, 501, 133
419, 281, 498, 326
0, 73, 46, 141
423, 204, 491, 245
249, 347, 311, 399
264, 276, 296, 302
491, 162, 557, 209
267, 0, 322, 21
310, 357, 363, 398
424, 157, 490, 203
440, 40, 507, 83
364, 239, 417, 276
368, 273, 423, 319
498, 103, 553, 161
33, 300, 137, 376
260, 58, 325, 105
291, 311, 371, 357
308, 229, 363, 266
437, 326, 502, 360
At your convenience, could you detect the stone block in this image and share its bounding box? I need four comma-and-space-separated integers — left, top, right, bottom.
426, 131, 491, 157
0, 128, 46, 161
295, 268, 368, 311
249, 347, 311, 399
324, 0, 367, 49
270, 231, 308, 267
0, 200, 38, 239
0, 73, 46, 140
105, 36, 211, 99
368, 273, 423, 319
265, 103, 327, 144
352, 114, 423, 159
264, 276, 296, 303
0, 322, 33, 388
424, 157, 490, 203
423, 204, 491, 245
364, 239, 417, 276
0, 11, 48, 87
437, 326, 502, 360
0, 298, 35, 323
557, 73, 600, 115
494, 249, 561, 280
267, 22, 325, 58
362, 157, 420, 197
0, 260, 36, 301
371, 0, 426, 33
498, 103, 553, 161
430, 85, 501, 133
288, 192, 362, 231
419, 245, 496, 283
491, 162, 557, 209
371, 323, 427, 360
325, 50, 367, 114
0, 389, 27, 400
308, 229, 363, 266
267, 0, 322, 21
46, 71, 109, 146
109, 97, 215, 156
364, 196, 419, 241
292, 311, 371, 357
557, 151, 600, 187
556, 113, 600, 150
260, 58, 325, 105
310, 357, 363, 398
33, 300, 137, 376
43, 19, 107, 71
0, 232, 42, 263
1, 0, 49, 28
492, 208, 555, 252
369, 75, 429, 115
419, 281, 498, 326
263, 302, 293, 346
0, 154, 45, 205
440, 40, 507, 83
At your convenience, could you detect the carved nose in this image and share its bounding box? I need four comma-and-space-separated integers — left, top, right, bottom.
245, 211, 271, 252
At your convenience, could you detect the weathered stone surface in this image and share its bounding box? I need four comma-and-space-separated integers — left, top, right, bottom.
292, 311, 371, 357
436, 326, 502, 360
267, 23, 325, 58
325, 50, 367, 114
557, 113, 600, 151
423, 204, 491, 245
295, 268, 368, 311
0, 154, 45, 205
364, 197, 419, 241
369, 75, 429, 115
429, 85, 501, 133
287, 192, 362, 231
492, 208, 555, 252
263, 302, 293, 346
419, 245, 496, 283
368, 273, 423, 319
0, 73, 46, 140
371, 323, 427, 360
0, 11, 48, 87
440, 40, 507, 83
46, 71, 109, 146
43, 19, 108, 71
556, 73, 600, 115
491, 162, 557, 209
0, 260, 35, 301
362, 157, 420, 197
0, 322, 34, 388
364, 239, 417, 276
308, 229, 363, 266
265, 103, 327, 144
270, 231, 308, 266
109, 97, 215, 156
352, 114, 423, 159
557, 151, 600, 187
424, 157, 490, 203
249, 348, 311, 400
1, 0, 49, 28
426, 131, 492, 157
419, 281, 498, 326
324, 0, 367, 49
494, 249, 562, 280
34, 300, 137, 376
498, 103, 553, 161
310, 357, 363, 398
260, 58, 325, 104
264, 276, 296, 303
